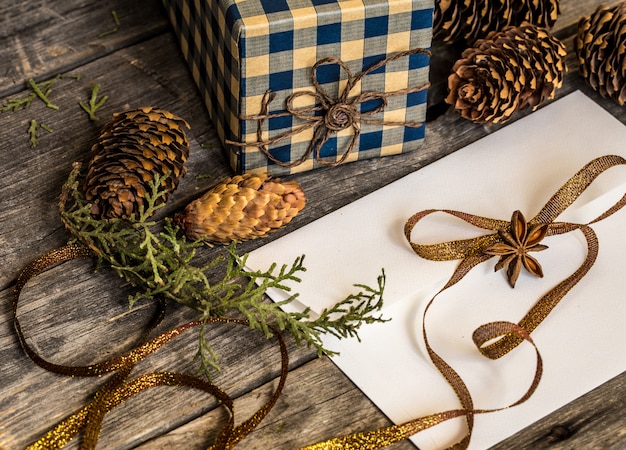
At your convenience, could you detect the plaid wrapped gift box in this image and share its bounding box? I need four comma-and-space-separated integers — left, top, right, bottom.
162, 0, 433, 175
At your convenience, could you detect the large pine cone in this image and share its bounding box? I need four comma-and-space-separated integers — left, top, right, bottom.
434, 0, 560, 44
84, 107, 190, 219
175, 173, 306, 244
574, 2, 626, 106
446, 23, 567, 124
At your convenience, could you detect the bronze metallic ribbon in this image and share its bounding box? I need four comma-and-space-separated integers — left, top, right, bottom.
13, 245, 289, 449
302, 154, 626, 449
226, 48, 431, 168
14, 155, 625, 449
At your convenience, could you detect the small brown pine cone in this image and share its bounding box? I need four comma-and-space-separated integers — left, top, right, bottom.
446, 23, 567, 124
84, 107, 190, 219
175, 173, 306, 244
574, 2, 626, 105
434, 0, 560, 44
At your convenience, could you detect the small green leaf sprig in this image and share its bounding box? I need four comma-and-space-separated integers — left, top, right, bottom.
97, 10, 121, 38
79, 83, 109, 121
28, 119, 53, 148
1, 75, 67, 112
59, 163, 387, 375
2, 75, 108, 147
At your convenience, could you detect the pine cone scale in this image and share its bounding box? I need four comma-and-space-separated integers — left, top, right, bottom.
84, 107, 190, 220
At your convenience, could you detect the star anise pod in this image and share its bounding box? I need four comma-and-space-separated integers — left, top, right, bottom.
484, 210, 549, 287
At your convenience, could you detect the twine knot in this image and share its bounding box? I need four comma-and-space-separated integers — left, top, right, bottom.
325, 102, 356, 131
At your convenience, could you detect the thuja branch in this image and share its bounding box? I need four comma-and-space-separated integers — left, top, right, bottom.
79, 83, 109, 121
2, 74, 84, 112
2, 90, 36, 112
28, 119, 53, 147
2, 74, 82, 147
219, 252, 387, 357
29, 78, 59, 110
2, 76, 59, 112
98, 10, 121, 38
59, 163, 388, 373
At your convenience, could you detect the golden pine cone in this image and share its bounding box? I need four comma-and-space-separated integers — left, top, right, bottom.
84, 107, 190, 219
574, 2, 626, 105
446, 23, 567, 124
175, 173, 306, 244
434, 0, 560, 44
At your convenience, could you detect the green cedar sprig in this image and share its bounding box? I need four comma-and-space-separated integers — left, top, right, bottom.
59, 163, 214, 306
2, 89, 37, 112
79, 83, 109, 121
28, 119, 53, 147
28, 77, 59, 110
58, 163, 387, 374
2, 76, 59, 112
2, 74, 86, 147
1, 74, 83, 112
98, 10, 121, 38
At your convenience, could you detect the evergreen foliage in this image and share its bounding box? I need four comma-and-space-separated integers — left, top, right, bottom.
59, 163, 387, 375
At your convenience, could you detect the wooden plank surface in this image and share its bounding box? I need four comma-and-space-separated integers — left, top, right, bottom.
1, 0, 625, 449
0, 0, 168, 97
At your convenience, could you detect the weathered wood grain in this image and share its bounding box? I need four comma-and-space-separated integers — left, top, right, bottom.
137, 357, 417, 450
494, 373, 626, 449
136, 360, 626, 450
2, 257, 318, 449
0, 31, 315, 449
553, 0, 624, 31
1, 0, 625, 448
0, 31, 233, 291
0, 0, 168, 97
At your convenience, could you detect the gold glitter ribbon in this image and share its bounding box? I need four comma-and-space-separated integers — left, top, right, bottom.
14, 155, 625, 449
13, 245, 289, 449
226, 48, 431, 168
302, 154, 626, 449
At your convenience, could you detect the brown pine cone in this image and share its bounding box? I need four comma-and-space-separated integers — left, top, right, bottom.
84, 107, 190, 220
574, 2, 626, 105
434, 0, 560, 44
175, 173, 306, 245
446, 23, 567, 124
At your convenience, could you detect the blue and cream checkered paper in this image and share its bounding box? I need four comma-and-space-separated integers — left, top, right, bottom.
162, 0, 433, 174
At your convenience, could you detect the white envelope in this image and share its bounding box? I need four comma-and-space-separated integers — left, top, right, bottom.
246, 91, 626, 450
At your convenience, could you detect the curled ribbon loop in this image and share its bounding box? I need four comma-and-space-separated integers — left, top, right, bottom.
304, 155, 625, 449
13, 245, 289, 450
14, 156, 625, 450
226, 48, 431, 168
405, 154, 626, 357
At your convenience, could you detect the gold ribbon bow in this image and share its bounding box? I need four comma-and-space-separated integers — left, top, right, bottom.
302, 154, 626, 449
13, 245, 289, 450
226, 48, 431, 168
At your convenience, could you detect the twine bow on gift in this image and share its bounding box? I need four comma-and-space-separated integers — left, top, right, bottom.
226, 48, 431, 168
302, 154, 626, 449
